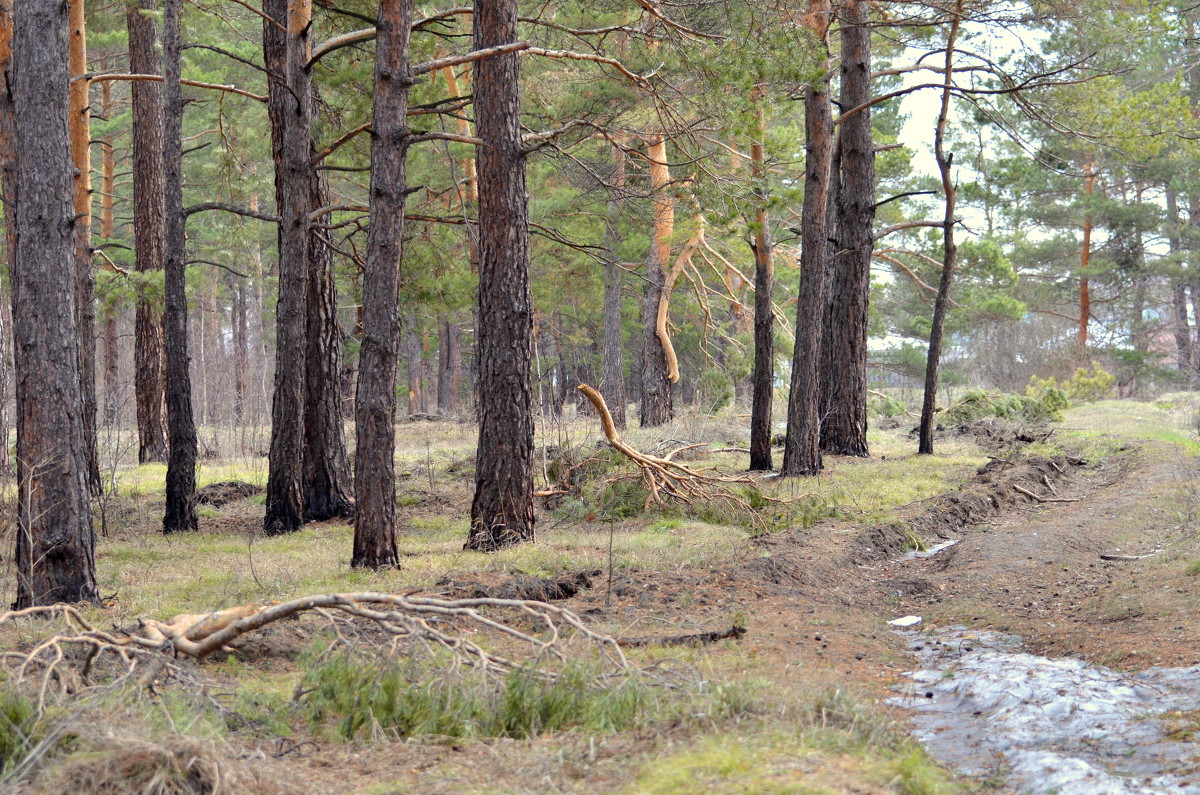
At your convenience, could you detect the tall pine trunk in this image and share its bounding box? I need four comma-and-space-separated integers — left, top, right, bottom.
127, 0, 169, 464
352, 0, 411, 569
68, 0, 99, 493
302, 167, 353, 520
602, 142, 627, 429
1077, 155, 1094, 355
262, 0, 311, 534
466, 0, 535, 551
748, 86, 774, 471
0, 0, 16, 477
11, 0, 98, 606
233, 274, 248, 423
781, 1, 833, 478
160, 0, 197, 533
437, 316, 460, 416
819, 0, 874, 458
639, 134, 674, 427
100, 82, 120, 430
1167, 189, 1192, 376
917, 2, 963, 456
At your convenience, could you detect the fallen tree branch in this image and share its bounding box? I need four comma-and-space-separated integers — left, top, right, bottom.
577, 383, 763, 515
0, 593, 630, 710
1013, 483, 1080, 503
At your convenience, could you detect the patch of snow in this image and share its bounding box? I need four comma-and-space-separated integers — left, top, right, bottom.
890, 627, 1200, 793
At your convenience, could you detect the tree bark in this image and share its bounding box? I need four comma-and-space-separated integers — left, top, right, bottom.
1077, 155, 1094, 354
405, 310, 422, 416
127, 0, 169, 464
68, 0, 99, 493
352, 0, 411, 569
0, 0, 16, 477
302, 166, 353, 520
161, 0, 197, 534
917, 2, 963, 456
748, 86, 774, 471
100, 82, 119, 430
1167, 189, 1192, 376
602, 142, 627, 430
819, 0, 874, 458
781, 1, 833, 478
437, 316, 460, 416
262, 0, 311, 534
11, 0, 98, 606
466, 0, 535, 551
639, 134, 674, 427
233, 274, 248, 423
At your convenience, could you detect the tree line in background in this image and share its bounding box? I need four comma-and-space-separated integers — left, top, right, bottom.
4, 0, 1200, 605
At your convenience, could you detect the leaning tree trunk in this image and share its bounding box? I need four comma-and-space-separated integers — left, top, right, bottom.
302, 169, 354, 521
262, 0, 311, 535
748, 86, 774, 471
68, 0, 99, 493
917, 1, 963, 456
352, 0, 411, 569
639, 134, 674, 427
781, 1, 833, 478
819, 0, 874, 458
466, 0, 535, 551
160, 0, 197, 534
127, 0, 169, 464
602, 142, 627, 430
11, 0, 98, 606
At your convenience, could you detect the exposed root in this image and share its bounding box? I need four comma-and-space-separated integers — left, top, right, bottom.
577, 383, 764, 515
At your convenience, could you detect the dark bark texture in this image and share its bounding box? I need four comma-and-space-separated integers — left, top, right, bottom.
820, 0, 874, 458
160, 0, 197, 533
128, 0, 168, 464
302, 175, 353, 520
68, 0, 99, 494
262, 0, 310, 535
781, 19, 833, 478
437, 316, 460, 416
466, 0, 535, 551
748, 90, 774, 471
918, 5, 962, 455
352, 0, 411, 569
11, 0, 98, 606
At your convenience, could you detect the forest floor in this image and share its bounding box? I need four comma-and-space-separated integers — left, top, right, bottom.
1, 397, 1198, 793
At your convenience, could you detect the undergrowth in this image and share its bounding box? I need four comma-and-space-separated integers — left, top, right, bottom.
298, 645, 757, 742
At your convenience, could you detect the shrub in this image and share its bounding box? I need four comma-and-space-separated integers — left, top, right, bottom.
943, 388, 1065, 425
1027, 362, 1115, 405
868, 394, 907, 418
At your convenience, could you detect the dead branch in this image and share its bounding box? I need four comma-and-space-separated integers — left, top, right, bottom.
577, 384, 761, 514
1012, 483, 1079, 503
0, 593, 630, 711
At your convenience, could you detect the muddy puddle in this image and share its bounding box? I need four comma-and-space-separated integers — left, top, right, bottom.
890, 627, 1200, 793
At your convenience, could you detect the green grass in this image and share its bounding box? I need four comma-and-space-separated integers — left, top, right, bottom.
301, 650, 658, 741
628, 689, 956, 795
